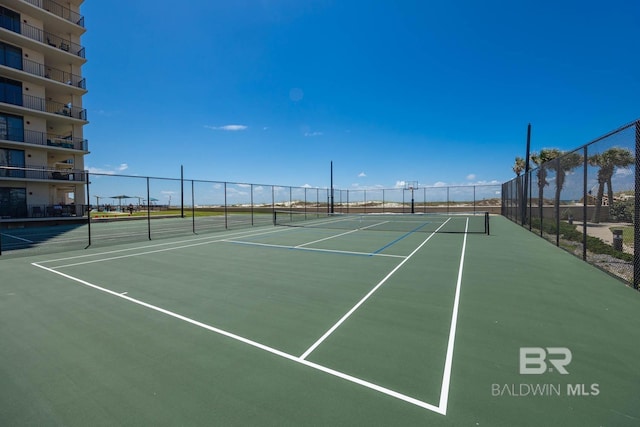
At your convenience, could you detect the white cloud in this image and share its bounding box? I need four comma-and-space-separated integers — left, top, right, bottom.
87, 163, 129, 175
302, 183, 312, 188
466, 174, 476, 180
304, 131, 323, 137
358, 172, 367, 177
394, 180, 406, 188
615, 168, 633, 177
205, 124, 248, 131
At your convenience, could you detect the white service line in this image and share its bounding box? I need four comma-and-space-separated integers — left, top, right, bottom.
437, 218, 469, 415
30, 261, 444, 415
223, 239, 406, 258
298, 218, 452, 360
37, 226, 296, 267
295, 221, 390, 248
2, 233, 34, 243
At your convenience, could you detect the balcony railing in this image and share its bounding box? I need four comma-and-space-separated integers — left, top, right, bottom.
23, 0, 85, 28
0, 163, 86, 182
1, 93, 87, 120
2, 20, 85, 58
0, 128, 88, 151
17, 57, 86, 89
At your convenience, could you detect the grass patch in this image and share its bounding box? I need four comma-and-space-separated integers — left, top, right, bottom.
530, 218, 632, 262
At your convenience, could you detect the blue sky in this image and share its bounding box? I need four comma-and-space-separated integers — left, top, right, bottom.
81, 0, 639, 191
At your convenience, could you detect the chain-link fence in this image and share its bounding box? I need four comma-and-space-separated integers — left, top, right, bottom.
0, 169, 501, 258
503, 119, 639, 289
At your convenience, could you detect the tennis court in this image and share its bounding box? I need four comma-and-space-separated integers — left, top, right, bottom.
1, 213, 640, 426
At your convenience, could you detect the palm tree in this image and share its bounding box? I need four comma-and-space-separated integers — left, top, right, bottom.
513, 156, 526, 176
549, 151, 583, 209
588, 147, 634, 223
530, 149, 561, 208
512, 156, 527, 221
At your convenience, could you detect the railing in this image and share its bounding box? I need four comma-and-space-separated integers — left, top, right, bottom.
15, 57, 86, 89
23, 0, 85, 28
0, 163, 86, 182
2, 20, 85, 58
1, 93, 87, 120
1, 128, 87, 151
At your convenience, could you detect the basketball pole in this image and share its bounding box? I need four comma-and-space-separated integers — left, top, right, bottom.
411, 186, 415, 214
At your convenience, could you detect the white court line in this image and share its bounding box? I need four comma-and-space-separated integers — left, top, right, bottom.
298, 218, 452, 361
30, 261, 443, 415
2, 233, 34, 243
437, 218, 469, 415
223, 239, 406, 259
295, 221, 390, 248
33, 217, 471, 416
37, 226, 296, 267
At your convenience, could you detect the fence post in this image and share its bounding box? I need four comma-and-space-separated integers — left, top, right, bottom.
555, 158, 560, 247
583, 146, 588, 261
86, 171, 91, 248
634, 121, 640, 290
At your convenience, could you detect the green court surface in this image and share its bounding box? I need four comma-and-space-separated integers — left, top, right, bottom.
1, 215, 639, 426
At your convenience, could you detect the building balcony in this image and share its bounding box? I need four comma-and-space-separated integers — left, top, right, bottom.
23, 0, 85, 28
0, 56, 86, 90
0, 163, 86, 182
1, 93, 87, 121
0, 19, 85, 58
1, 128, 88, 151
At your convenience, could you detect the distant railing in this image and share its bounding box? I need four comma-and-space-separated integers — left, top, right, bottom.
0, 163, 86, 182
23, 0, 85, 28
0, 93, 87, 120
12, 57, 86, 89
2, 20, 85, 58
1, 128, 88, 151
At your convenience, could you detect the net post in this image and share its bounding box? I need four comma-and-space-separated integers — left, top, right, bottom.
273, 210, 277, 226
485, 211, 490, 235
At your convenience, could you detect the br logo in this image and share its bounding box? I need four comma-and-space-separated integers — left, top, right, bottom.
519, 347, 572, 375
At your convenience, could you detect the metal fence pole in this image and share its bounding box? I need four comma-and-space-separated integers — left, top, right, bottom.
634, 120, 640, 290
224, 182, 228, 229
147, 177, 151, 240
553, 157, 562, 246
192, 180, 196, 233
86, 171, 91, 248
583, 146, 588, 261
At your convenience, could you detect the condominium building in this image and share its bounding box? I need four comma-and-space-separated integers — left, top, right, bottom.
0, 0, 87, 220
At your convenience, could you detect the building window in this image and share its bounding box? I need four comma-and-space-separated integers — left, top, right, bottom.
0, 77, 22, 106
0, 187, 27, 218
0, 148, 25, 178
0, 113, 24, 142
0, 6, 20, 34
0, 42, 22, 70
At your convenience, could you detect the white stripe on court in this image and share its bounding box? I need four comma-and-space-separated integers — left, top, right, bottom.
295, 221, 390, 248
222, 239, 406, 259
298, 218, 452, 361
38, 226, 297, 268
30, 261, 444, 415
2, 233, 34, 243
437, 218, 469, 415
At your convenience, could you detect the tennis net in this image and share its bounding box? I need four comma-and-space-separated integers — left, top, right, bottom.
273, 211, 490, 234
